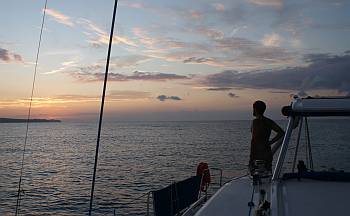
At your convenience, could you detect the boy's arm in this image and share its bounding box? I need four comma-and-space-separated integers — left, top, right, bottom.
268, 120, 285, 145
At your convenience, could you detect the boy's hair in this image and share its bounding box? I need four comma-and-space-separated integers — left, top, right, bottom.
253, 100, 266, 115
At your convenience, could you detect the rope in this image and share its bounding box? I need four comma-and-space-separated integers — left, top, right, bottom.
88, 0, 119, 215
15, 1, 48, 215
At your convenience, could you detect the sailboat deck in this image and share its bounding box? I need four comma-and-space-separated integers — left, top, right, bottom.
195, 177, 254, 216
274, 179, 350, 216
195, 176, 350, 216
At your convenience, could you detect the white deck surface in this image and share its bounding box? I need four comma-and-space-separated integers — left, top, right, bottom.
273, 179, 350, 216
195, 177, 350, 216
195, 177, 255, 216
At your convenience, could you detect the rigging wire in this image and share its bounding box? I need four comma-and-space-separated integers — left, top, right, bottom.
88, 0, 119, 215
15, 0, 48, 215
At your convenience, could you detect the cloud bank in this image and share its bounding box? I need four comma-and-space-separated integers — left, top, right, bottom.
133, 26, 297, 69
67, 69, 190, 82
228, 93, 239, 98
249, 0, 283, 8
206, 87, 233, 91
0, 47, 23, 63
201, 52, 350, 94
157, 95, 182, 101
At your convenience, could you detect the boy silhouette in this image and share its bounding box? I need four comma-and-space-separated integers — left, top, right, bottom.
249, 101, 284, 173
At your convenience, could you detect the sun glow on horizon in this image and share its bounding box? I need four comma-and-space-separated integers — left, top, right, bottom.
1, 0, 349, 120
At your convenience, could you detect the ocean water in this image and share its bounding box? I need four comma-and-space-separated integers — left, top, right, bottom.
0, 120, 349, 215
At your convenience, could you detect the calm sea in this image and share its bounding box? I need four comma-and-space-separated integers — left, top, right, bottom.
1, 120, 349, 215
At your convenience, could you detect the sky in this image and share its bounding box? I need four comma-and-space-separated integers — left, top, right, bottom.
0, 0, 349, 121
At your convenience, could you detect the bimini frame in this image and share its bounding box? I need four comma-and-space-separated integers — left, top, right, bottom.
272, 96, 350, 180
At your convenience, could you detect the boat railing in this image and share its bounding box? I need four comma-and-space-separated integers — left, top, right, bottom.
112, 191, 153, 216
210, 167, 223, 187
182, 172, 250, 216
112, 167, 225, 215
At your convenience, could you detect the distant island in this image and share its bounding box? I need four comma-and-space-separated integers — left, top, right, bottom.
0, 118, 61, 123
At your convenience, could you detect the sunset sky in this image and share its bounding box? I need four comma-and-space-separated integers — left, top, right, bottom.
1, 0, 349, 121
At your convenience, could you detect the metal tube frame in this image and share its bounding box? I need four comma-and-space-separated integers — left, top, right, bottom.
305, 118, 309, 168
292, 117, 303, 172
305, 117, 314, 170
210, 167, 223, 187
272, 117, 295, 180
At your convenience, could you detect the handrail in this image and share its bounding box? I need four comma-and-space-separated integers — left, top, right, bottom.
181, 196, 207, 216
182, 172, 250, 215
113, 191, 151, 216
210, 167, 223, 187
223, 173, 249, 185
112, 168, 228, 215
272, 117, 295, 180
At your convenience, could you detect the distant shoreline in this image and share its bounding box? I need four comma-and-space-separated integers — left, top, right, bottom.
0, 118, 61, 123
